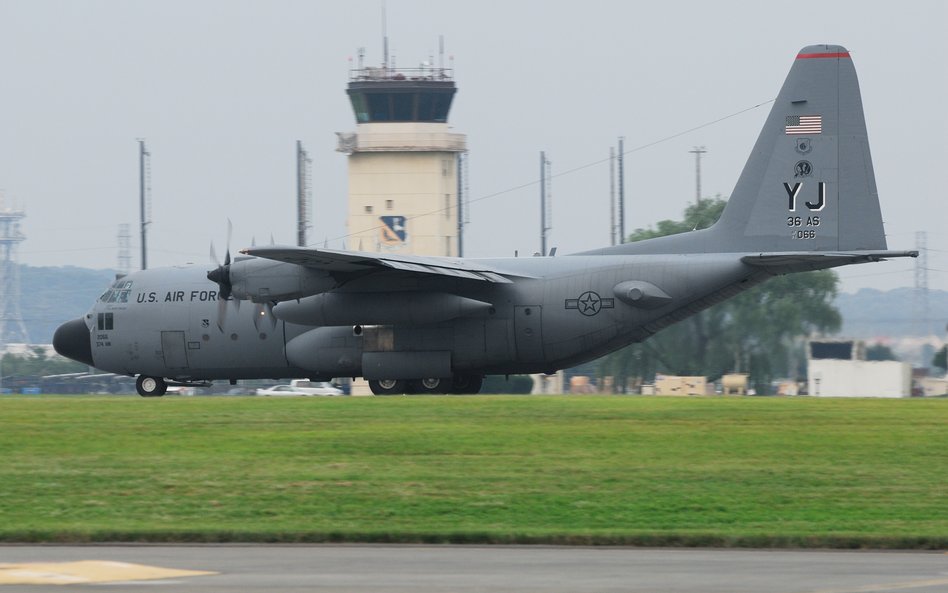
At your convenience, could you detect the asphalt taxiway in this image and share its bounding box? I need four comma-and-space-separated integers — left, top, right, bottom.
1, 545, 946, 592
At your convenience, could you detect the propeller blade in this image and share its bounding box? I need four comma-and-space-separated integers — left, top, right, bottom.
266, 302, 276, 330
224, 218, 233, 266
216, 295, 228, 333
253, 303, 264, 332
207, 221, 234, 304
253, 302, 277, 333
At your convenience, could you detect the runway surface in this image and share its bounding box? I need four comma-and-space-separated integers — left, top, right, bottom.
1, 545, 947, 592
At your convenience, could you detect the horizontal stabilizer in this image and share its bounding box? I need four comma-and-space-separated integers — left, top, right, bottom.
742, 250, 917, 273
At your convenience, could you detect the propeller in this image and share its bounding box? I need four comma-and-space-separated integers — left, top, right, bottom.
207, 220, 236, 331
208, 220, 233, 298
253, 301, 277, 333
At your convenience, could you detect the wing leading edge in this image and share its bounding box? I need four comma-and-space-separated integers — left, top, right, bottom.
241, 246, 518, 283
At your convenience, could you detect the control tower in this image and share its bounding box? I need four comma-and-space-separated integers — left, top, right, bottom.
337, 54, 467, 256
0, 196, 29, 345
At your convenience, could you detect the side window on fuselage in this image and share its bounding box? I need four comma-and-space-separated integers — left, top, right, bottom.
97, 312, 114, 331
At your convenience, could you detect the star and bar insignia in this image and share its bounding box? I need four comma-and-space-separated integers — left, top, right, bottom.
565, 291, 615, 316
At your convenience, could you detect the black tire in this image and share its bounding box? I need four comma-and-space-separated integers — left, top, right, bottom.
410, 378, 446, 395
136, 375, 167, 397
451, 375, 483, 395
369, 379, 407, 395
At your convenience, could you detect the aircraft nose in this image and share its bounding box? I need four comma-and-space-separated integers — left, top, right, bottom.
53, 318, 94, 367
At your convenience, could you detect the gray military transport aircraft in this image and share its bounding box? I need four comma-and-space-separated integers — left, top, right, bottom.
54, 44, 915, 396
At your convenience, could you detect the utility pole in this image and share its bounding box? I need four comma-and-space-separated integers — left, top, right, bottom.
138, 139, 150, 270
540, 151, 551, 256
296, 140, 312, 247
609, 146, 616, 246
617, 137, 625, 244
914, 230, 929, 336
456, 152, 465, 257
689, 146, 707, 206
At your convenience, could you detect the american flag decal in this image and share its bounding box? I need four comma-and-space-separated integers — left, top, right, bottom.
785, 115, 822, 135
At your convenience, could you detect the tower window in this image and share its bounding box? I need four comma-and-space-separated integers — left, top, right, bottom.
386, 200, 393, 210
364, 205, 374, 214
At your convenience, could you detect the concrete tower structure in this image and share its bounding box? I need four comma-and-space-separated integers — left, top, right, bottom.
337, 57, 466, 256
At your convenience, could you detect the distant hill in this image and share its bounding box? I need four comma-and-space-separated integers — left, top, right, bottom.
10, 264, 947, 346
835, 287, 948, 338
18, 265, 117, 344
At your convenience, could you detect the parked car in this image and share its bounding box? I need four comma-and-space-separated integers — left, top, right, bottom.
288, 380, 345, 396
255, 381, 344, 396
255, 385, 310, 396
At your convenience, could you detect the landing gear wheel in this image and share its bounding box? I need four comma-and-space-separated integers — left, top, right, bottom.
369, 379, 407, 396
136, 375, 167, 397
451, 375, 483, 395
411, 378, 446, 395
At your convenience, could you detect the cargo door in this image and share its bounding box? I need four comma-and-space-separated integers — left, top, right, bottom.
160, 331, 190, 371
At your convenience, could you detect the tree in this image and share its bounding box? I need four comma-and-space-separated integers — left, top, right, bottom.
866, 343, 898, 361
598, 197, 841, 394
1, 350, 87, 380
932, 345, 947, 371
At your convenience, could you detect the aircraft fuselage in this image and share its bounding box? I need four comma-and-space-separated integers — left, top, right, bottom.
69, 254, 759, 384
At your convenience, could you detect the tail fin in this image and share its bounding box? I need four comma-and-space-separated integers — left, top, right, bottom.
597, 44, 888, 256
709, 43, 886, 252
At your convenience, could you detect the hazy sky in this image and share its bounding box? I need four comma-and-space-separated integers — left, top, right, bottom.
1, 0, 945, 293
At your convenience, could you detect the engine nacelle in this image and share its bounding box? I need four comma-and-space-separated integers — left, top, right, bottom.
228, 257, 338, 303
273, 291, 492, 326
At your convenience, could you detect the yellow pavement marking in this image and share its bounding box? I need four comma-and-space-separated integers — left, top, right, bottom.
0, 560, 216, 585
806, 576, 948, 593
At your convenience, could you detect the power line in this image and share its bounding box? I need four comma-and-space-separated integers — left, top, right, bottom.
316, 99, 776, 247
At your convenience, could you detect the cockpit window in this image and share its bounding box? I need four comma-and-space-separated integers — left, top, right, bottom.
100, 281, 133, 303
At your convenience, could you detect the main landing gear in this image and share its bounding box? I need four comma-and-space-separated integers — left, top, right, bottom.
136, 375, 167, 397
368, 375, 483, 396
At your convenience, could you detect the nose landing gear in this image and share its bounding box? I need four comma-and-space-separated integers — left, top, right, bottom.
136, 375, 167, 397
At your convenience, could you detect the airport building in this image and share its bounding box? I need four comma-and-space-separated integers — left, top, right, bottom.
337, 60, 467, 257
807, 339, 912, 397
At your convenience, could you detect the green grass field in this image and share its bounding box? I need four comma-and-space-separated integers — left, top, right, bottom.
0, 395, 944, 548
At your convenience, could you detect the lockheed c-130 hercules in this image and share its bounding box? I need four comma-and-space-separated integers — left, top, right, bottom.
54, 45, 916, 396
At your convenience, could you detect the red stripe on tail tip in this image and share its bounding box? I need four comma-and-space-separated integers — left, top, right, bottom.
797, 52, 851, 59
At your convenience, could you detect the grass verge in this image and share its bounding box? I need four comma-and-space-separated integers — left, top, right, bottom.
0, 395, 944, 548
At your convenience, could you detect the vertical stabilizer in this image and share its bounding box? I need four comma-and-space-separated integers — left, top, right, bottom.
710, 44, 886, 252
593, 45, 888, 256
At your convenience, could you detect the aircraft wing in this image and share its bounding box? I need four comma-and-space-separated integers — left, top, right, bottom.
241, 246, 519, 283
741, 250, 918, 272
